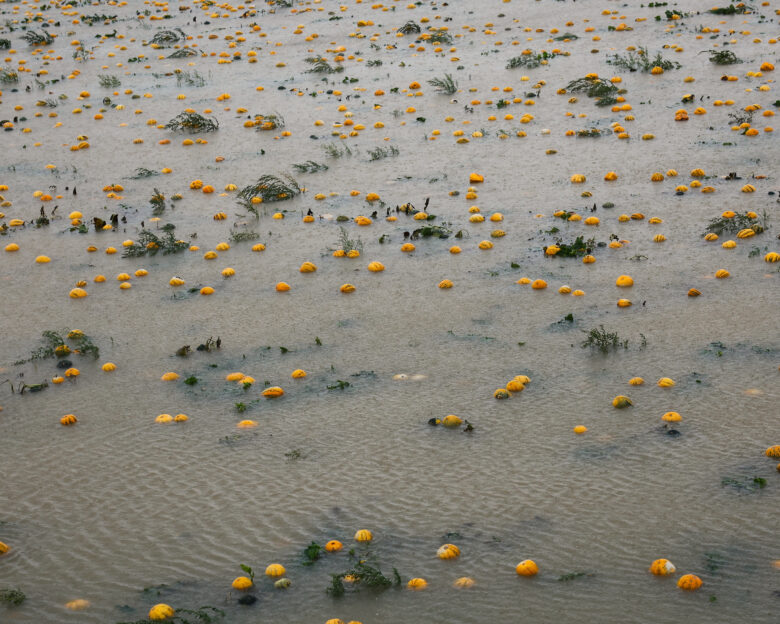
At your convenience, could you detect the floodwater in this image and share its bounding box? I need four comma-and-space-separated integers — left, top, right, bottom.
1, 0, 778, 623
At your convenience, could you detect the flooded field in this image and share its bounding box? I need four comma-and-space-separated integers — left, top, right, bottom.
0, 0, 778, 623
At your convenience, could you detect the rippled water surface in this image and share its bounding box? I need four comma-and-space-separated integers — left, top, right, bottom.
0, 0, 778, 623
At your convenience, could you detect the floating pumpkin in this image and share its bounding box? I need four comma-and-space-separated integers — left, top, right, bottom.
276, 282, 291, 292
570, 174, 586, 183
325, 540, 343, 552
662, 412, 681, 422
531, 279, 547, 290
617, 299, 632, 308
715, 269, 730, 279
262, 386, 284, 398
437, 544, 460, 559
0, 541, 9, 554
506, 380, 525, 393
340, 283, 356, 293
407, 578, 428, 590
60, 414, 77, 426
453, 577, 475, 588
616, 275, 633, 287
355, 529, 373, 543
765, 445, 780, 458
573, 425, 587, 434
237, 420, 258, 428
149, 604, 175, 620
649, 559, 676, 576
265, 563, 286, 577
515, 560, 539, 576
169, 277, 185, 287
368, 261, 385, 272
101, 362, 116, 372
161, 372, 179, 381
155, 414, 173, 424
612, 395, 632, 408
401, 243, 416, 252
688, 288, 701, 297
657, 377, 675, 387
232, 576, 253, 590
438, 279, 453, 289
493, 388, 510, 399
764, 252, 780, 263
65, 599, 90, 610
300, 261, 317, 273
69, 288, 88, 298
442, 415, 463, 428
582, 255, 596, 264
677, 574, 702, 591
628, 377, 644, 385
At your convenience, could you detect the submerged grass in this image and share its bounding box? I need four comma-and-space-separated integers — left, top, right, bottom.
707, 49, 743, 64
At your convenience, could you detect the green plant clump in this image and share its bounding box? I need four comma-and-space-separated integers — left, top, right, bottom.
564, 76, 621, 107
122, 230, 189, 257
581, 325, 629, 353
237, 174, 302, 213
0, 588, 26, 606
165, 112, 219, 133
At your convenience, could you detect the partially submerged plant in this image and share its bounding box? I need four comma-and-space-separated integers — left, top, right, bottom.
327, 555, 401, 597
367, 145, 399, 161
165, 112, 219, 133
506, 50, 560, 70
175, 70, 205, 87
252, 112, 285, 131
304, 56, 343, 73
21, 30, 54, 46
707, 49, 743, 65
581, 326, 629, 353
302, 541, 323, 566
150, 188, 166, 215
150, 28, 186, 47
122, 230, 189, 257
0, 588, 25, 606
130, 167, 160, 179
704, 210, 766, 236
709, 4, 751, 15
322, 142, 352, 158
0, 67, 19, 84
237, 174, 302, 213
292, 160, 328, 174
397, 20, 421, 34
428, 73, 458, 94
335, 226, 363, 255
546, 236, 595, 257
564, 76, 620, 107
98, 74, 121, 88
229, 229, 260, 243
606, 47, 681, 72
168, 48, 197, 59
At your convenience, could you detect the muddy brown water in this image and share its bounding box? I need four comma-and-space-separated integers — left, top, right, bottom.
0, 0, 778, 622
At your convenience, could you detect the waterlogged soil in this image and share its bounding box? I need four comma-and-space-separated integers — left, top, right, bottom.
0, 1, 779, 623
